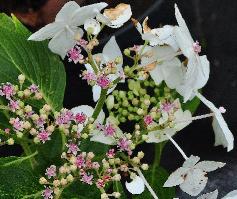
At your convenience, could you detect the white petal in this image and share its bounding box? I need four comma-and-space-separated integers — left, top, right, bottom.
173, 26, 193, 58
146, 128, 177, 143
183, 155, 200, 168
96, 13, 111, 25
103, 36, 123, 67
180, 168, 208, 196
92, 85, 101, 102
104, 4, 132, 28
174, 109, 192, 131
212, 115, 234, 152
223, 190, 237, 199
55, 1, 80, 22
125, 176, 145, 195
84, 18, 101, 35
152, 25, 178, 51
71, 105, 94, 118
195, 161, 225, 172
28, 22, 64, 41
71, 3, 108, 26
48, 28, 79, 58
90, 131, 116, 145
174, 4, 193, 43
163, 167, 190, 187
159, 111, 169, 125
196, 93, 234, 151
197, 190, 218, 199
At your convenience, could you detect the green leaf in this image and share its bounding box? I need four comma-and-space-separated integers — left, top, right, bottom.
0, 156, 42, 199
182, 96, 200, 114
35, 130, 66, 170
0, 14, 66, 111
61, 180, 101, 199
133, 166, 175, 199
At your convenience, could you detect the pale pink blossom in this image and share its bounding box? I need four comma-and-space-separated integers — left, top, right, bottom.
37, 130, 51, 143
45, 165, 57, 179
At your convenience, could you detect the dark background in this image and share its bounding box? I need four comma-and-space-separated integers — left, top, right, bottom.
0, 0, 237, 198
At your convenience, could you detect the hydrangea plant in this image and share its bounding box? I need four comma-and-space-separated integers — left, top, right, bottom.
0, 1, 235, 199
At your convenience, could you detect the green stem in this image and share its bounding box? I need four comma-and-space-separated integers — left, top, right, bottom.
88, 51, 99, 74
92, 89, 108, 119
21, 141, 38, 169
0, 105, 10, 110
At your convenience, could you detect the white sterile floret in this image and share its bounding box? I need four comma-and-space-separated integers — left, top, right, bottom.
164, 155, 225, 196
195, 92, 234, 152
125, 175, 145, 194
197, 190, 218, 199
135, 17, 178, 51
173, 4, 210, 102
84, 18, 101, 35
102, 3, 132, 28
28, 1, 108, 58
146, 109, 191, 143
141, 45, 183, 89
85, 36, 124, 102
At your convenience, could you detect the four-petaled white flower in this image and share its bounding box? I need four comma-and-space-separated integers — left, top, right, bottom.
147, 109, 192, 143
135, 17, 178, 51
85, 36, 124, 102
173, 4, 210, 102
195, 92, 234, 152
71, 105, 105, 132
28, 1, 108, 58
98, 3, 132, 28
125, 175, 145, 195
141, 45, 183, 89
164, 155, 225, 196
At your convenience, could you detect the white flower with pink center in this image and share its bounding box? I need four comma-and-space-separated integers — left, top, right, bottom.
37, 130, 51, 143
42, 187, 53, 199
81, 173, 94, 185
66, 142, 79, 156
45, 165, 56, 179
67, 46, 84, 64
0, 83, 15, 100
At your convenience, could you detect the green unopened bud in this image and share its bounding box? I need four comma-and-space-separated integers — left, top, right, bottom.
124, 49, 130, 56
137, 108, 144, 115
106, 95, 114, 110
17, 91, 24, 98
122, 100, 129, 107
115, 56, 122, 64
119, 91, 126, 99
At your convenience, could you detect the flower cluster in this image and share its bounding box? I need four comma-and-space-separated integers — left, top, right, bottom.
0, 1, 234, 199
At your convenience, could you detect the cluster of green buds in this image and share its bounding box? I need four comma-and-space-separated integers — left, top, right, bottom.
106, 78, 177, 123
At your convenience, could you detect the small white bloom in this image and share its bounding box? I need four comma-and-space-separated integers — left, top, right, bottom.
173, 4, 210, 102
85, 36, 124, 102
102, 3, 132, 28
197, 190, 218, 199
141, 46, 183, 89
195, 92, 234, 152
146, 109, 191, 143
164, 155, 225, 196
135, 17, 178, 50
125, 175, 145, 195
223, 190, 237, 199
84, 18, 101, 35
28, 1, 108, 58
